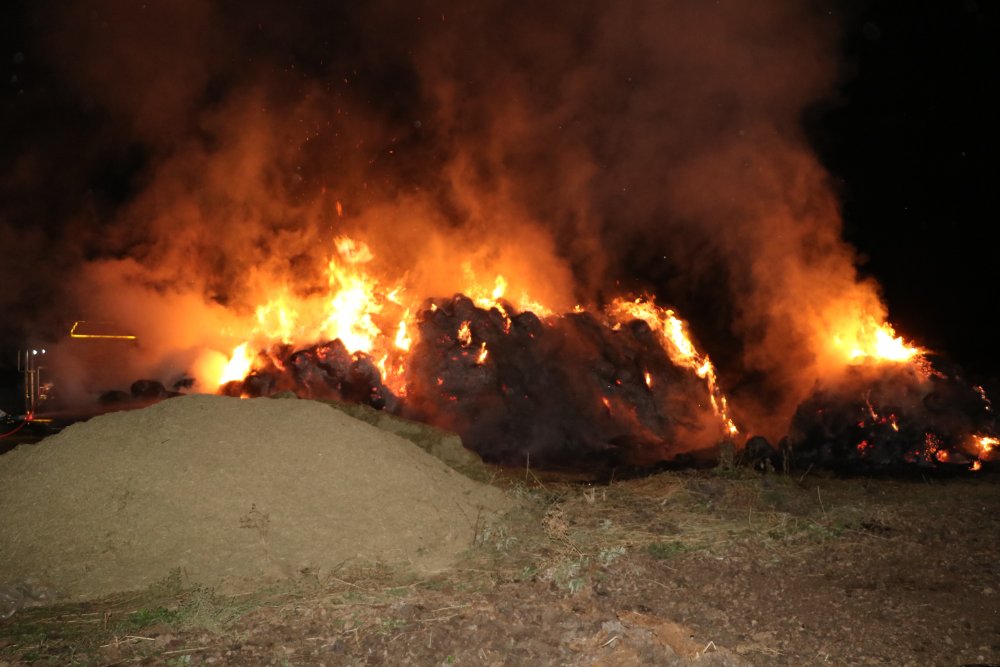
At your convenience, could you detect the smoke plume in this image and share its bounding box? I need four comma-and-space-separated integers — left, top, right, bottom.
1, 0, 881, 442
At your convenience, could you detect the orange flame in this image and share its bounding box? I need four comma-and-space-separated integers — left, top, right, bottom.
253, 294, 299, 344
833, 315, 923, 365
320, 239, 385, 352
207, 239, 743, 448
211, 235, 538, 394
219, 343, 254, 385
461, 265, 552, 318
975, 435, 998, 458
395, 315, 412, 351
457, 320, 472, 347
489, 275, 506, 303
207, 235, 413, 390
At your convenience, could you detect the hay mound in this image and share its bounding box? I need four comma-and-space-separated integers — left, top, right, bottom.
0, 395, 510, 601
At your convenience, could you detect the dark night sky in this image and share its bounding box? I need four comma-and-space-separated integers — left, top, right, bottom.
0, 1, 997, 413
808, 2, 998, 384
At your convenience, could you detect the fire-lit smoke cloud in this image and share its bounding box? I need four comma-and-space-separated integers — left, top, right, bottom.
3, 0, 880, 441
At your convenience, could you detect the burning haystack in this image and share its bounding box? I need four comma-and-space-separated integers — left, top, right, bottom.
222, 294, 735, 467
3, 3, 992, 476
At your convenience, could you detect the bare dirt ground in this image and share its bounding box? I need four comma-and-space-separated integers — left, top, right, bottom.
2, 464, 998, 666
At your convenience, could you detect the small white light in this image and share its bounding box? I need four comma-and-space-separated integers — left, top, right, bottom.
41, 349, 46, 354
32, 349, 37, 355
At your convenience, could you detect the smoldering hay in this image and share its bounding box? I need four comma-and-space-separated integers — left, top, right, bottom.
0, 1, 962, 461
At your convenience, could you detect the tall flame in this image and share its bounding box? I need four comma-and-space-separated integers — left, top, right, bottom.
395, 315, 412, 351
320, 237, 384, 353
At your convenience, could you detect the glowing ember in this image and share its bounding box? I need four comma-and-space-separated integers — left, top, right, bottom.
68, 321, 137, 341
865, 394, 879, 420
644, 371, 653, 388
476, 342, 489, 365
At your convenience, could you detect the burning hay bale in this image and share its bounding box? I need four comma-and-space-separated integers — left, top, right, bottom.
0, 395, 510, 601
787, 357, 996, 472
402, 295, 720, 467
222, 338, 399, 412
220, 295, 732, 469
